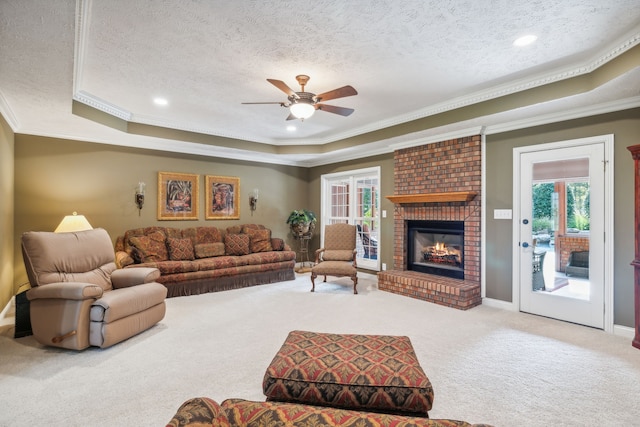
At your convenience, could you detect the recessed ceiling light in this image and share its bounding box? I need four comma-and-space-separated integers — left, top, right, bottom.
153, 97, 168, 106
513, 34, 537, 47
286, 125, 296, 132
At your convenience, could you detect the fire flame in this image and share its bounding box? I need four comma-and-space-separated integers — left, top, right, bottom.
435, 242, 445, 251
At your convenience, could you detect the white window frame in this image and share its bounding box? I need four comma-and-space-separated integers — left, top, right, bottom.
320, 166, 381, 271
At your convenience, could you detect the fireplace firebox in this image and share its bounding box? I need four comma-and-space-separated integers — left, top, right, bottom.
407, 220, 464, 279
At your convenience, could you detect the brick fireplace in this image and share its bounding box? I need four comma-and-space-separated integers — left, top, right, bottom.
378, 135, 482, 310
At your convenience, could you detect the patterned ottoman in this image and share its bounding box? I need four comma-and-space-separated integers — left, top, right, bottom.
263, 330, 434, 417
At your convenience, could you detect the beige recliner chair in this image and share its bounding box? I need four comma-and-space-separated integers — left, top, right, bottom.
22, 228, 167, 350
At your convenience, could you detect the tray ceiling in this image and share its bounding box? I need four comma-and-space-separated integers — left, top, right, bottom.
1, 0, 639, 166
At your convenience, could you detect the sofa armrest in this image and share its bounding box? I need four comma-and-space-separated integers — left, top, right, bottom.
27, 282, 103, 301
166, 397, 230, 427
111, 267, 161, 289
115, 250, 135, 268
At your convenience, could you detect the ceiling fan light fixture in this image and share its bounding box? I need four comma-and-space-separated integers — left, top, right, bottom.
289, 101, 315, 120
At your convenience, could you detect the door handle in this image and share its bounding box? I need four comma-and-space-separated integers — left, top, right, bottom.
522, 242, 530, 248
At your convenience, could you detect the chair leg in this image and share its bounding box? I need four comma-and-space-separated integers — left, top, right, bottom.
352, 276, 358, 294
310, 272, 316, 292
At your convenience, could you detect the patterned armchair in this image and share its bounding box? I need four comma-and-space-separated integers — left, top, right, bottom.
310, 223, 358, 294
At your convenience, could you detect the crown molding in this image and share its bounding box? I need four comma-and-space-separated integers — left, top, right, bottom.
0, 90, 19, 131
73, 91, 132, 121
485, 96, 640, 135
73, 0, 91, 95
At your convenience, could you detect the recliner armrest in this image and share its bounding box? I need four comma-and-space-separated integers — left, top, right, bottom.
111, 267, 161, 289
27, 282, 103, 301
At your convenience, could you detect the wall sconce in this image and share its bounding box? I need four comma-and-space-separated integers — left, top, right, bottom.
249, 188, 259, 215
135, 181, 145, 216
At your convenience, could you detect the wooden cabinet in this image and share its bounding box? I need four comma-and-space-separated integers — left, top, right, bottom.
627, 144, 640, 349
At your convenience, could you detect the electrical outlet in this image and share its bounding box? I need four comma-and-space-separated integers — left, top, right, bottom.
382, 210, 387, 218
382, 263, 387, 270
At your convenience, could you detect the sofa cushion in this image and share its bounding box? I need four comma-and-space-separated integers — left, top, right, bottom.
263, 330, 433, 417
182, 227, 224, 245
246, 228, 273, 253
221, 399, 473, 427
167, 397, 231, 427
225, 224, 244, 235
194, 242, 226, 258
133, 260, 199, 275
129, 230, 168, 262
224, 233, 250, 256
167, 238, 195, 261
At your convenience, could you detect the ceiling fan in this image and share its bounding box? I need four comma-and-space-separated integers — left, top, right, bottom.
242, 75, 357, 121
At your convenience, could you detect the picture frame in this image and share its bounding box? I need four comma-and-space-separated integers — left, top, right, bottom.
157, 172, 199, 220
205, 175, 240, 220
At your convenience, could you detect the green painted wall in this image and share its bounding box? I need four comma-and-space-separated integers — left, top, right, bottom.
486, 108, 640, 327
12, 135, 308, 289
0, 114, 14, 311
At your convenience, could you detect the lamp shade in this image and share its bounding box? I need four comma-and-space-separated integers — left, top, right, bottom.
54, 212, 93, 233
289, 101, 315, 119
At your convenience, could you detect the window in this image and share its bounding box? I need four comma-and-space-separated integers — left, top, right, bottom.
321, 167, 380, 270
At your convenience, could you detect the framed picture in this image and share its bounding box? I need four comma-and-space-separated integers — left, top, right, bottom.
157, 172, 199, 220
205, 175, 240, 220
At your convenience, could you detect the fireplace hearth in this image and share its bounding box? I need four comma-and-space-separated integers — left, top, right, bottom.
407, 220, 464, 279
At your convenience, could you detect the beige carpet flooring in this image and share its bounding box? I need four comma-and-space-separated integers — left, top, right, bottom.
1, 273, 639, 426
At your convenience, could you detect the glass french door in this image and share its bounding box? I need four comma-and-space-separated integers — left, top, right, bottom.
518, 143, 605, 329
321, 167, 380, 270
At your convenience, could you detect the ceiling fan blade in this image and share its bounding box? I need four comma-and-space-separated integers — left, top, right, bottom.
241, 102, 286, 105
267, 79, 299, 98
316, 104, 354, 116
285, 113, 297, 121
315, 85, 357, 102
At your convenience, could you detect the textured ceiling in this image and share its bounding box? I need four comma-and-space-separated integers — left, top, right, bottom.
1, 0, 639, 166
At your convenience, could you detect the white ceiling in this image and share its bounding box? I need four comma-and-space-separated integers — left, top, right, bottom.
1, 0, 639, 167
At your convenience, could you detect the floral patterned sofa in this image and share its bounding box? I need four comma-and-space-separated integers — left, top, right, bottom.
166, 397, 493, 427
114, 224, 296, 298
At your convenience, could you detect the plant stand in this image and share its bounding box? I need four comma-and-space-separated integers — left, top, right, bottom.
295, 234, 313, 273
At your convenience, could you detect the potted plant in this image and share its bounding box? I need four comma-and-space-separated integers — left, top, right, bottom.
286, 209, 317, 238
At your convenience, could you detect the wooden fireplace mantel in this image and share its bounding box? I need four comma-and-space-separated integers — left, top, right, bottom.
386, 191, 477, 204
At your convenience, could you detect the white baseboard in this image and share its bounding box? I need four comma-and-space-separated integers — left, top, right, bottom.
482, 297, 517, 311
0, 295, 16, 330
613, 324, 635, 340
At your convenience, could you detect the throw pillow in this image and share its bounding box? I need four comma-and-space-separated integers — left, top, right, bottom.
270, 238, 285, 251
129, 230, 168, 262
224, 233, 250, 256
246, 228, 272, 253
167, 237, 195, 261
195, 242, 226, 258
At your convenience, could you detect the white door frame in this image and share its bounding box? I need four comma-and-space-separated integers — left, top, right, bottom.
512, 134, 614, 332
